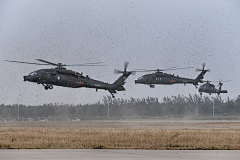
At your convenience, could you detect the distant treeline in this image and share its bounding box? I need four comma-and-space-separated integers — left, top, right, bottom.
1, 94, 240, 121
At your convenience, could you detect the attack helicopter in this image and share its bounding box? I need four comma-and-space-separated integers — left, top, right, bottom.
198, 80, 231, 96
5, 59, 135, 98
135, 64, 209, 88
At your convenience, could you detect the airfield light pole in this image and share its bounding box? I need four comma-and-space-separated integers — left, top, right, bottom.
195, 92, 199, 117
124, 94, 127, 118
18, 95, 20, 122
107, 102, 109, 120
18, 105, 19, 122
36, 95, 39, 105
196, 96, 198, 117
213, 99, 215, 117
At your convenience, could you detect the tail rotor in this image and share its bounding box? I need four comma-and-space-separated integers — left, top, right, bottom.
111, 62, 135, 97
196, 63, 210, 72
194, 63, 210, 85
114, 62, 136, 75
217, 79, 232, 91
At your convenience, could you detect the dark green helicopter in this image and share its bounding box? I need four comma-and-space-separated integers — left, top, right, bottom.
198, 80, 231, 96
5, 59, 134, 98
135, 64, 209, 88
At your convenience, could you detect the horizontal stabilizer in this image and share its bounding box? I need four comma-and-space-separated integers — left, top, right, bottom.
219, 90, 227, 93
108, 89, 117, 93
116, 86, 125, 91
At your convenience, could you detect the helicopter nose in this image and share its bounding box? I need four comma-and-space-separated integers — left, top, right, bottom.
23, 76, 29, 81
135, 80, 141, 84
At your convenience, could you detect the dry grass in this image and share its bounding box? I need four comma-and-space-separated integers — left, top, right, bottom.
1, 122, 240, 149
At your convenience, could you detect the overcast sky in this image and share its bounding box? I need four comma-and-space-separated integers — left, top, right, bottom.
1, 0, 240, 105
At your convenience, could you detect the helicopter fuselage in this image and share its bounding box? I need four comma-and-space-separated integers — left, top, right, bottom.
198, 83, 218, 94
134, 64, 208, 88
23, 67, 125, 92
198, 83, 227, 95
135, 72, 200, 87
6, 59, 133, 98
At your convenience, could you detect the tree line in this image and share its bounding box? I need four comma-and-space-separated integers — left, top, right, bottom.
1, 94, 240, 121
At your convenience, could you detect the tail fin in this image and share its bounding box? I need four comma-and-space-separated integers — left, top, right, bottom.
109, 72, 131, 98
194, 63, 210, 85
218, 82, 223, 91
217, 80, 232, 95
218, 82, 227, 94
113, 62, 134, 86
109, 62, 134, 98
195, 69, 208, 82
113, 72, 132, 86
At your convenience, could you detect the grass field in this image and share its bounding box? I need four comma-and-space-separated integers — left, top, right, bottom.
0, 120, 240, 149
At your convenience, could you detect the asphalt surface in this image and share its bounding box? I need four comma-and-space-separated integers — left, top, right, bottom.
1, 149, 240, 160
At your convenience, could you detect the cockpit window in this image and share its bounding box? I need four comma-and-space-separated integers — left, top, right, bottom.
29, 71, 37, 76
137, 77, 144, 80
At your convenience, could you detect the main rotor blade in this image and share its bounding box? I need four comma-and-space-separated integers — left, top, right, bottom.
223, 80, 232, 82
131, 71, 136, 75
135, 66, 178, 71
36, 59, 59, 66
163, 66, 194, 71
4, 60, 50, 65
37, 59, 106, 67
67, 64, 106, 66
114, 69, 123, 74
67, 62, 106, 66
163, 66, 179, 70
218, 80, 232, 83
134, 69, 164, 72
67, 62, 105, 66
203, 80, 232, 83
134, 66, 193, 72
83, 62, 104, 64
6, 59, 106, 67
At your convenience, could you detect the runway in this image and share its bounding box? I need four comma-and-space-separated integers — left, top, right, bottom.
1, 149, 240, 160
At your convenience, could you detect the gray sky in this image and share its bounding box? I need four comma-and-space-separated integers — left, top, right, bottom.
1, 0, 240, 105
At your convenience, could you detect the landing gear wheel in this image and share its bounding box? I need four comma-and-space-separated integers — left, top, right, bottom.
150, 84, 155, 88
111, 93, 115, 98
44, 84, 53, 90
49, 85, 53, 89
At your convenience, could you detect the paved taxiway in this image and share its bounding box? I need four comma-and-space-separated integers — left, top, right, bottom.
1, 149, 240, 160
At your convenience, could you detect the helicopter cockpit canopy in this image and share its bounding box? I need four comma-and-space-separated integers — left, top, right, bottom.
29, 71, 37, 76
155, 72, 174, 77
199, 85, 206, 90
135, 76, 146, 84
29, 71, 40, 76
199, 83, 215, 90
210, 84, 215, 87
137, 76, 144, 81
